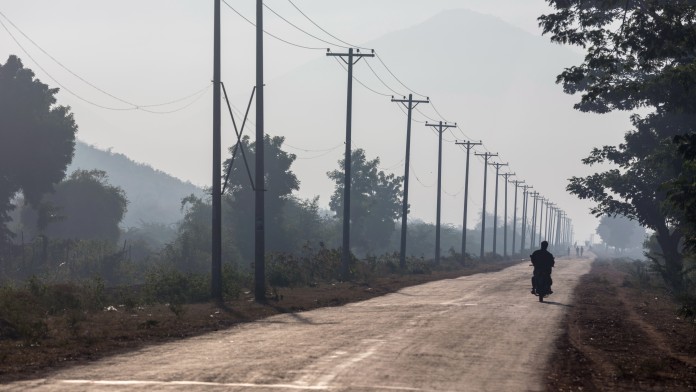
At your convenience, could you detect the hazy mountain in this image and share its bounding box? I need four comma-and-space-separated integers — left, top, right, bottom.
68, 141, 204, 228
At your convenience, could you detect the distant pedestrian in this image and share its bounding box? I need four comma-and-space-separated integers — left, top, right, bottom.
567, 247, 571, 257
580, 246, 584, 257
575, 246, 579, 257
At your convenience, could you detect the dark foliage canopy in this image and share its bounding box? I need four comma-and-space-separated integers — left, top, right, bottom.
0, 55, 77, 242
328, 149, 403, 255
541, 2, 696, 290
21, 170, 128, 243
540, 0, 696, 114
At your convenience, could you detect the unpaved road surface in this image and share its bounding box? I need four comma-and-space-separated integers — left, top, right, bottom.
5, 258, 591, 392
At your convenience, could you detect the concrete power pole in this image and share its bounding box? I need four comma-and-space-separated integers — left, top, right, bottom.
211, 0, 222, 300
326, 48, 374, 279
545, 203, 555, 244
530, 192, 540, 248
555, 210, 563, 248
426, 121, 457, 264
511, 180, 524, 255
544, 202, 553, 241
392, 95, 429, 269
490, 163, 509, 256
474, 152, 498, 259
538, 198, 546, 243
455, 140, 482, 263
520, 185, 532, 253
499, 172, 515, 257
254, 0, 266, 302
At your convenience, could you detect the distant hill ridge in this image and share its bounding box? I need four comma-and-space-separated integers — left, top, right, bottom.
69, 141, 204, 228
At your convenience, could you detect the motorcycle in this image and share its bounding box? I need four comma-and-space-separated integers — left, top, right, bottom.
533, 273, 552, 302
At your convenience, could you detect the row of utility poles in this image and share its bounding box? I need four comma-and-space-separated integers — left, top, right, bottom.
210, 0, 574, 301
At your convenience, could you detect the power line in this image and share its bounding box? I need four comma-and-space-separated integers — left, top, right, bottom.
284, 141, 344, 153
456, 125, 474, 141
374, 52, 428, 98
430, 101, 451, 123
225, 98, 345, 155
263, 3, 351, 49
444, 185, 466, 197
222, 0, 327, 50
279, 1, 428, 103
0, 11, 210, 114
396, 104, 426, 123
286, 0, 369, 50
364, 59, 405, 96
428, 126, 456, 143
416, 107, 441, 122
380, 157, 405, 171
0, 17, 131, 111
332, 57, 391, 97
294, 144, 344, 160
410, 163, 434, 188
0, 12, 213, 113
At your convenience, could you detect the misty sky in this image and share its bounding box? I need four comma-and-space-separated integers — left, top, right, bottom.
0, 1, 634, 244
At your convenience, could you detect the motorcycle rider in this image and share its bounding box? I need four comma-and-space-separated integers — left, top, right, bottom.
531, 241, 555, 295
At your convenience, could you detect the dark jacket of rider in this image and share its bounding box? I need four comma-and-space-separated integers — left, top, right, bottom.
531, 249, 555, 276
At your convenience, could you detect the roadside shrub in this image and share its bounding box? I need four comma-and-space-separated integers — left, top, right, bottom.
144, 266, 209, 304
267, 253, 303, 287
222, 263, 245, 299
406, 257, 432, 275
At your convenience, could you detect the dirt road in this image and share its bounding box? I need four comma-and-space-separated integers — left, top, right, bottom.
4, 258, 591, 392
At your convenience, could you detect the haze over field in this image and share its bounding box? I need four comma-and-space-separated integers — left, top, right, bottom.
0, 0, 634, 240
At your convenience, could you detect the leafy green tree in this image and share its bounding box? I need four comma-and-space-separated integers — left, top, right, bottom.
596, 215, 647, 252
0, 55, 77, 242
21, 170, 128, 244
667, 134, 696, 252
539, 1, 696, 114
328, 149, 403, 255
540, 1, 696, 290
281, 196, 339, 252
223, 135, 300, 258
566, 116, 685, 287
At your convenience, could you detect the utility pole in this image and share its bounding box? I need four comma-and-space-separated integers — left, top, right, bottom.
538, 198, 544, 241
499, 172, 514, 257
211, 0, 222, 300
548, 207, 556, 247
392, 94, 429, 269
455, 140, 482, 263
511, 180, 524, 255
520, 185, 532, 253
426, 121, 457, 264
254, 0, 266, 302
545, 203, 554, 244
555, 210, 563, 248
327, 48, 374, 279
530, 192, 540, 248
546, 203, 556, 244
474, 152, 498, 259
490, 162, 509, 256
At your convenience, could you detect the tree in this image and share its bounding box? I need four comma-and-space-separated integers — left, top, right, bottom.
596, 215, 646, 252
539, 1, 696, 114
566, 116, 686, 288
327, 149, 403, 255
540, 2, 696, 291
223, 135, 300, 259
0, 55, 77, 242
667, 134, 696, 252
21, 170, 128, 244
